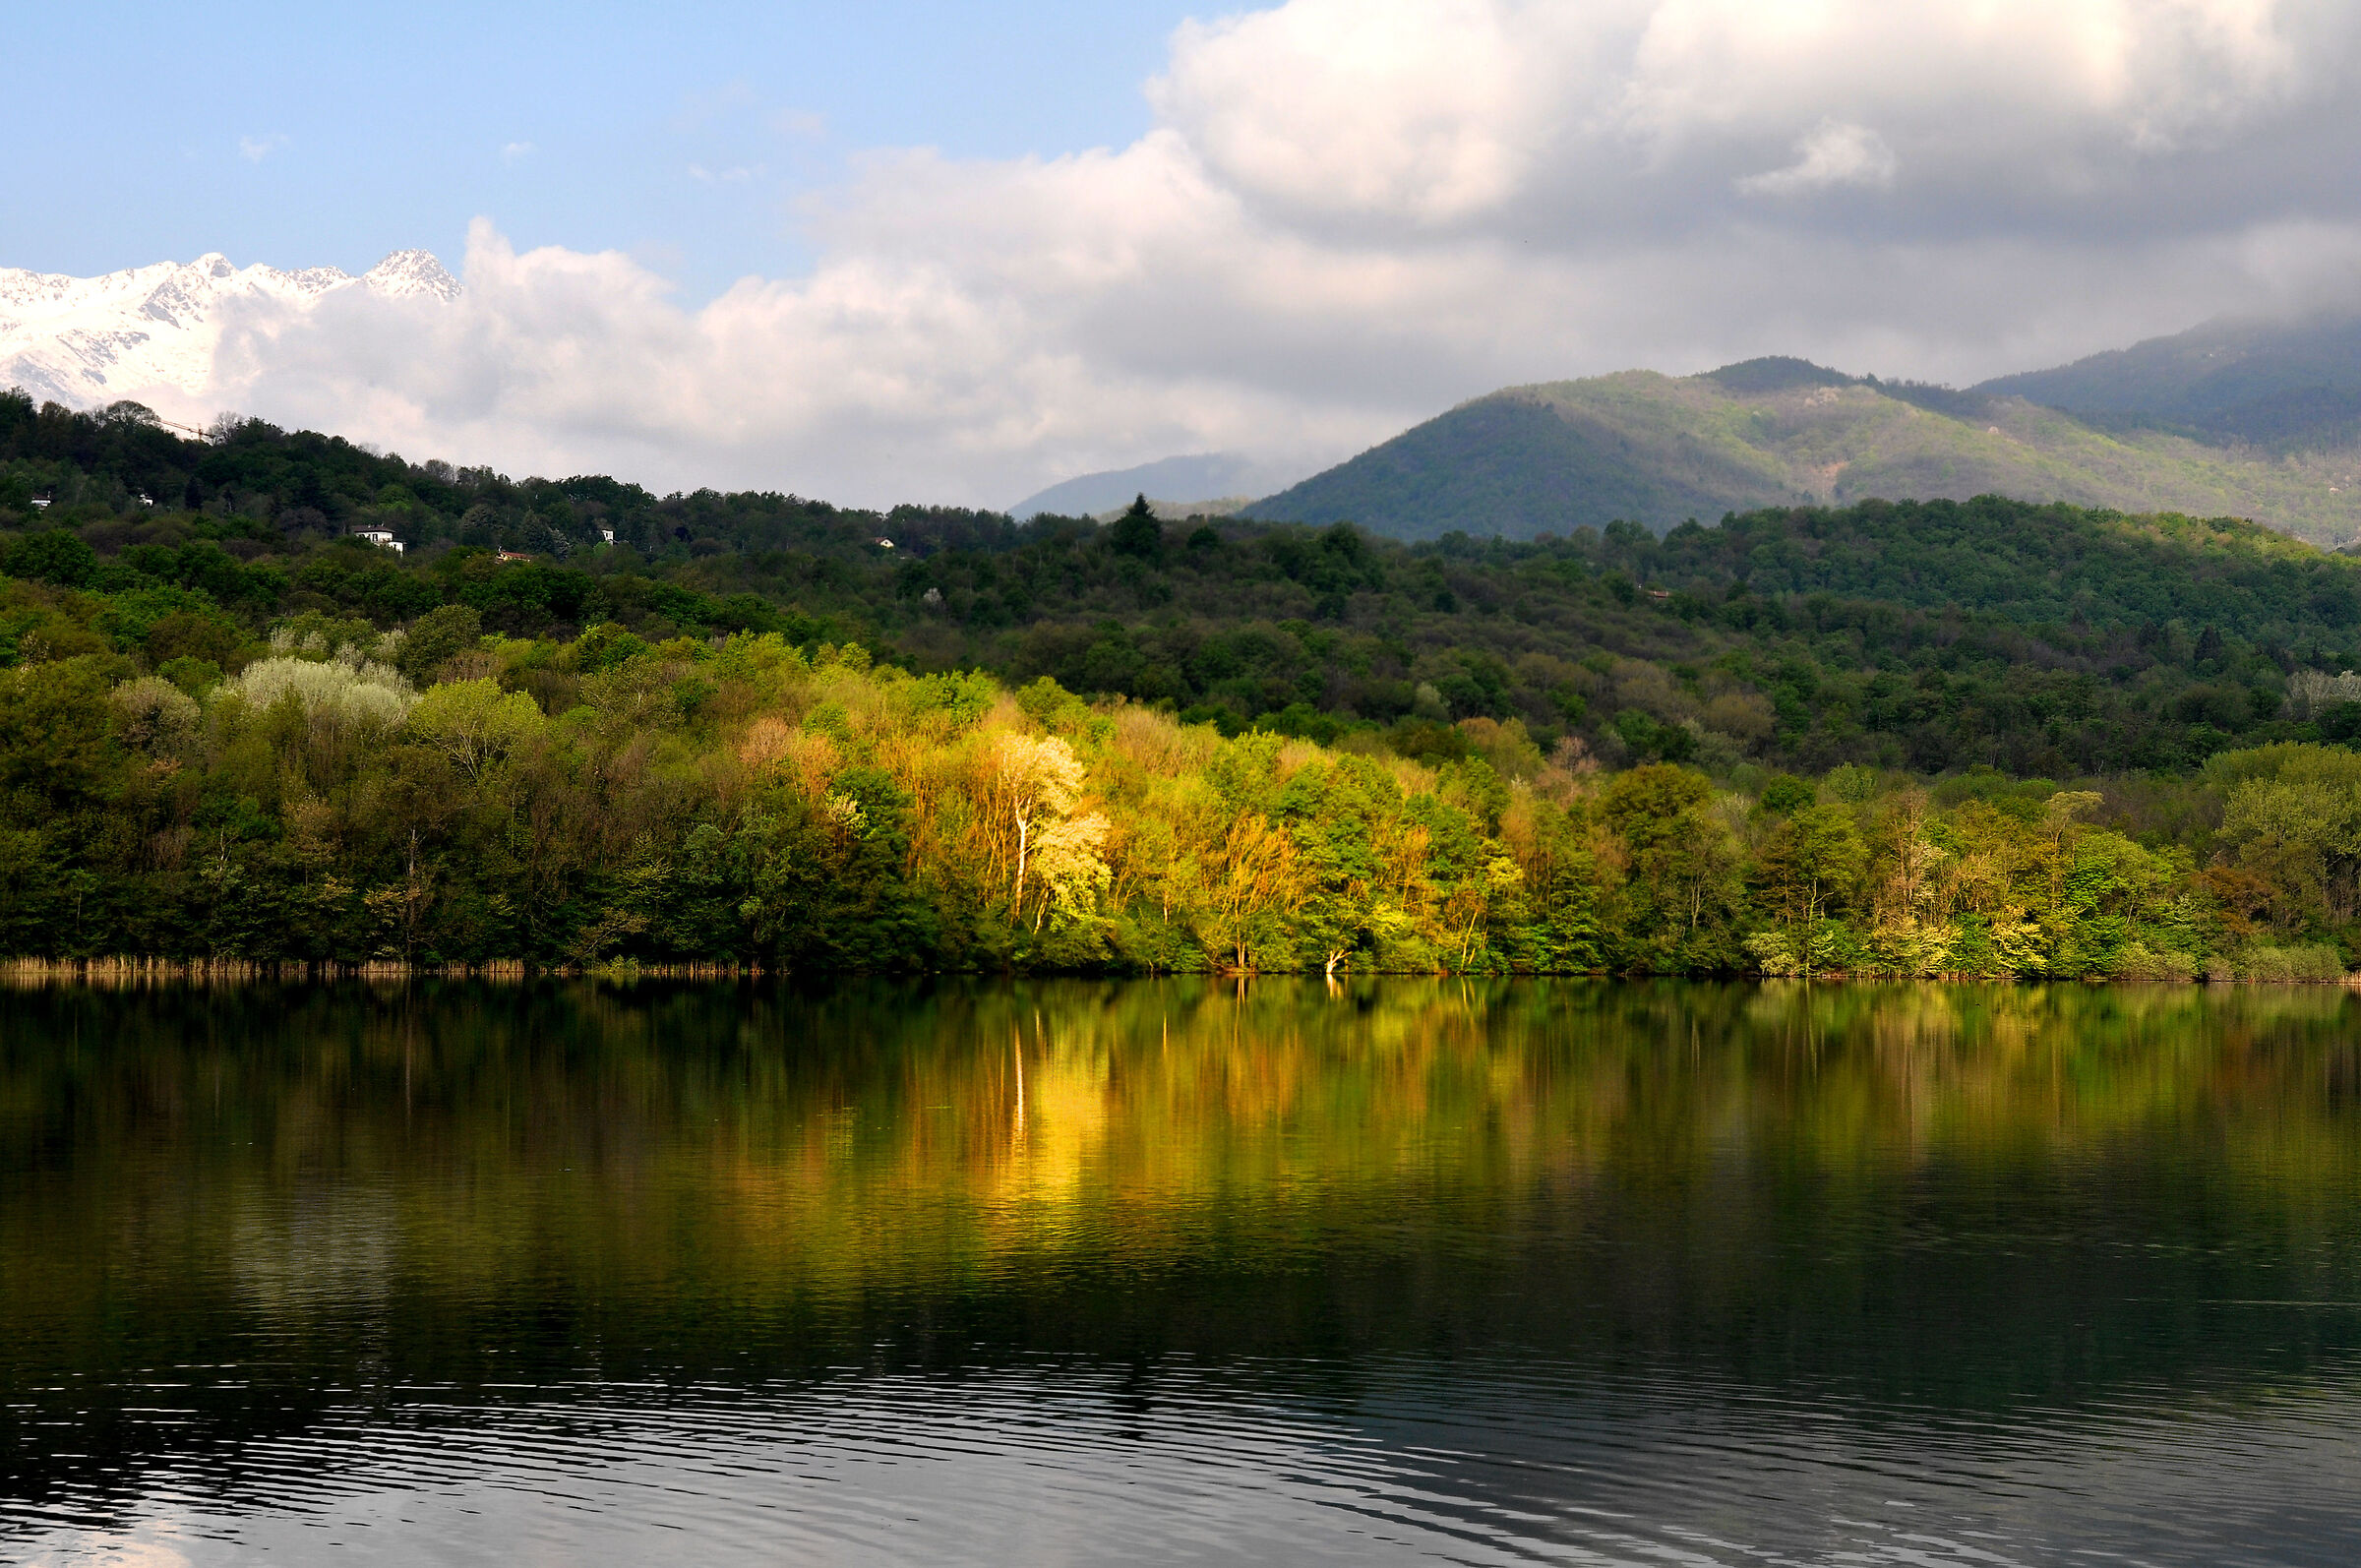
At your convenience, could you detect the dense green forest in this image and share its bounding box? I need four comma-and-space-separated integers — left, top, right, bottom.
9, 389, 2361, 975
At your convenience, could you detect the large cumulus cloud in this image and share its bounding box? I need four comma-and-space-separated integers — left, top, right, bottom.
196, 0, 2361, 507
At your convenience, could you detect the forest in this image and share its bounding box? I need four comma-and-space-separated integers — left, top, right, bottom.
7, 389, 2361, 975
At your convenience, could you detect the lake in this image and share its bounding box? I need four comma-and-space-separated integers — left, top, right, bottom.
4, 978, 2359, 1565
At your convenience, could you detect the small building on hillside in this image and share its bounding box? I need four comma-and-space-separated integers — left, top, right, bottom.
355, 526, 403, 554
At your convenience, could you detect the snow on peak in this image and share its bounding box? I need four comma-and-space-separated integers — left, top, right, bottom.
0, 249, 458, 411
364, 250, 461, 301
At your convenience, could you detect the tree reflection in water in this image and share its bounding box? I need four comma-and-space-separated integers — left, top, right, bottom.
5, 979, 2360, 1562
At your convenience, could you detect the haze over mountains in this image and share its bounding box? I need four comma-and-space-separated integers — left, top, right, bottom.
1982, 315, 2361, 450
1009, 453, 1304, 520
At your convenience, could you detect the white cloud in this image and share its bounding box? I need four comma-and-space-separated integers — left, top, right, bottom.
502, 141, 537, 164
1737, 121, 1897, 196
237, 133, 286, 163
1149, 0, 1577, 226
129, 1, 2361, 508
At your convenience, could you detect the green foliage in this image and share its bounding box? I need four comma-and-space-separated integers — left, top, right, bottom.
397, 604, 482, 684
0, 599, 2330, 978
1106, 494, 1163, 560
1, 529, 98, 588
3, 392, 2361, 977
18, 382, 2361, 784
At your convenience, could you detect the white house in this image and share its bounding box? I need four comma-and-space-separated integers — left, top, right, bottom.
355, 526, 404, 554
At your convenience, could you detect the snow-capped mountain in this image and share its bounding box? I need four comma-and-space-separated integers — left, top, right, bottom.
0, 250, 459, 411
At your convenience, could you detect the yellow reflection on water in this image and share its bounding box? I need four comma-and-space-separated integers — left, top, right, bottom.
4, 978, 2359, 1327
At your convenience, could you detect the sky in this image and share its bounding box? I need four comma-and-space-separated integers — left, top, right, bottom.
13, 0, 2361, 508
10, 1, 1184, 299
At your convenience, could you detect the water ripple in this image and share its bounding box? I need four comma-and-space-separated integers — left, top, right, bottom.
12, 1355, 2361, 1566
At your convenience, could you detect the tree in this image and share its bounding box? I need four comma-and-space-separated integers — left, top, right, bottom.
1107, 494, 1162, 560
1751, 803, 1866, 977
990, 732, 1089, 919
1279, 756, 1395, 974
1499, 788, 1608, 972
408, 678, 543, 782
1866, 788, 1953, 971
1030, 811, 1112, 930
396, 604, 483, 685
1601, 764, 1737, 967
2220, 768, 2361, 930
1199, 813, 1303, 971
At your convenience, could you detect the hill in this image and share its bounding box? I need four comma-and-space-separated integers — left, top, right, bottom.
1251, 359, 2361, 545
1976, 312, 2361, 451
13, 389, 2361, 780
1009, 453, 1302, 519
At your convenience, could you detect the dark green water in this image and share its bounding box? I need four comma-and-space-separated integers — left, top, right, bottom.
4, 979, 2360, 1565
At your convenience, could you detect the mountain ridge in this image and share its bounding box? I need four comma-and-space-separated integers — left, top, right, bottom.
1250, 358, 2361, 546
1973, 312, 2361, 451
0, 250, 459, 411
1010, 452, 1306, 519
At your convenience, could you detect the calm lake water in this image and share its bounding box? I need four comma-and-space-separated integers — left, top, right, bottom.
4, 979, 2360, 1565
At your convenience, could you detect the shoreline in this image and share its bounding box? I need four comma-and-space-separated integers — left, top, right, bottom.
4, 957, 2358, 987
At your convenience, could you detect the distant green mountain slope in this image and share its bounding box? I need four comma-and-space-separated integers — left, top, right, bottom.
1008, 452, 1301, 519
1251, 370, 1807, 539
1977, 314, 2361, 449
1252, 361, 2361, 545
